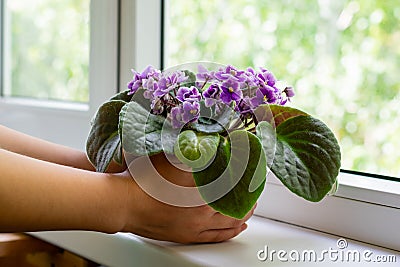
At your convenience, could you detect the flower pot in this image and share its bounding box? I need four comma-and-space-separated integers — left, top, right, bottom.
149, 152, 195, 187
125, 151, 205, 207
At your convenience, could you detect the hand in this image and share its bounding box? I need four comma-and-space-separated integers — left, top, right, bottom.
118, 170, 255, 244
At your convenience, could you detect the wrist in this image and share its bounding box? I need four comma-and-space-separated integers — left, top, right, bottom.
100, 171, 132, 234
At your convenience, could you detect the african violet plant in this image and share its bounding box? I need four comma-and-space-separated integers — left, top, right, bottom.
86, 62, 341, 219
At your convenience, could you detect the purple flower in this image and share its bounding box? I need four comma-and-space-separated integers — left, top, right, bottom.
182, 101, 200, 123
170, 106, 184, 129
128, 64, 293, 130
143, 89, 155, 100
250, 85, 277, 107
196, 65, 214, 81
127, 73, 142, 94
243, 67, 259, 88
176, 86, 201, 102
169, 101, 200, 129
215, 65, 246, 83
196, 65, 215, 88
202, 84, 222, 107
142, 76, 158, 91
220, 79, 243, 104
277, 86, 295, 105
283, 86, 295, 97
142, 65, 160, 77
154, 71, 188, 98
150, 97, 164, 115
279, 98, 288, 105
127, 65, 161, 95
142, 77, 160, 99
257, 68, 276, 87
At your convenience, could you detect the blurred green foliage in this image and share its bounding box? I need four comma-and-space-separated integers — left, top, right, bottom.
3, 0, 399, 178
166, 0, 400, 178
5, 0, 89, 102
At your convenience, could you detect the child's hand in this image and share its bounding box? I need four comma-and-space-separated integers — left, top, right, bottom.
118, 170, 255, 244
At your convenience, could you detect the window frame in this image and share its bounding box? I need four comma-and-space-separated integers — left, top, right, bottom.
1, 0, 397, 252
0, 0, 119, 149
150, 0, 399, 250
118, 0, 162, 91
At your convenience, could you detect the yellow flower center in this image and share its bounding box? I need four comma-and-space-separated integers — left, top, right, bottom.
229, 87, 234, 93
190, 109, 197, 114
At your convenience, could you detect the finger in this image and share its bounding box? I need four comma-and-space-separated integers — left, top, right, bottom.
196, 223, 248, 243
209, 203, 257, 229
242, 203, 257, 222
210, 213, 245, 229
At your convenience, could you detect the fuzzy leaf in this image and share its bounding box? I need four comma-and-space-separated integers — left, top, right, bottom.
174, 130, 220, 169
182, 70, 197, 87
190, 103, 238, 133
256, 115, 341, 202
113, 142, 123, 164
119, 101, 178, 156
254, 104, 308, 128
110, 89, 134, 102
86, 100, 126, 172
193, 131, 266, 219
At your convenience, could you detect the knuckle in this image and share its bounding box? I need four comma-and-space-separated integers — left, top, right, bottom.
232, 219, 244, 227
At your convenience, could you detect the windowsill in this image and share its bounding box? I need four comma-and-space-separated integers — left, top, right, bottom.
335, 172, 400, 208
29, 215, 399, 267
0, 96, 89, 112
256, 172, 400, 251
28, 172, 400, 266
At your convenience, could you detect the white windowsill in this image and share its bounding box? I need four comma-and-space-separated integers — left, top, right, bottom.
257, 172, 400, 251
30, 215, 399, 267
29, 171, 400, 266
335, 172, 400, 208
0, 96, 89, 113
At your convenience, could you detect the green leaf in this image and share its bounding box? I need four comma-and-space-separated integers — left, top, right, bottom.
254, 104, 308, 128
257, 116, 341, 202
86, 100, 126, 172
182, 70, 197, 87
113, 142, 123, 164
110, 89, 133, 102
174, 130, 220, 169
119, 101, 178, 156
193, 131, 267, 219
190, 103, 239, 133
130, 88, 152, 110
95, 133, 121, 171
255, 121, 277, 170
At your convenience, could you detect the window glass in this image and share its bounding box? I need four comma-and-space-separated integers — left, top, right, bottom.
164, 0, 400, 178
2, 0, 89, 102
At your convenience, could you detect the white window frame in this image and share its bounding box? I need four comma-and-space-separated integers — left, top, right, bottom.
121, 0, 400, 251
118, 0, 162, 90
0, 0, 119, 149
2, 0, 397, 252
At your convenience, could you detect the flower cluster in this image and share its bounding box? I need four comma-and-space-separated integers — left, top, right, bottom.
127, 64, 294, 129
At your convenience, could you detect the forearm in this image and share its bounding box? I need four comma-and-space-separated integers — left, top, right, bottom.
0, 125, 126, 172
0, 125, 95, 170
0, 148, 252, 243
0, 148, 127, 233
